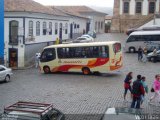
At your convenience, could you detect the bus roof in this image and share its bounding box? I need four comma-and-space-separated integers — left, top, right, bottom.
44, 41, 120, 49
130, 31, 160, 36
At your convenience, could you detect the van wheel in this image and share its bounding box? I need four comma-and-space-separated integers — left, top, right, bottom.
5, 75, 10, 82
82, 67, 91, 75
150, 57, 156, 63
129, 47, 135, 53
43, 66, 50, 74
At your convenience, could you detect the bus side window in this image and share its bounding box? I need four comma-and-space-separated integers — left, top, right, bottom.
57, 48, 63, 58
101, 46, 108, 58
127, 36, 135, 42
93, 46, 99, 58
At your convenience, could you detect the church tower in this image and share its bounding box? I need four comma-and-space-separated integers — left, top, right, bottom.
111, 0, 120, 32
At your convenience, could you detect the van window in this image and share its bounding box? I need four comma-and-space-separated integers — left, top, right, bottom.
127, 35, 149, 42
40, 48, 56, 62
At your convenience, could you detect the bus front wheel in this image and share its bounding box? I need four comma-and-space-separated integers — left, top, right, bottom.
43, 66, 51, 74
82, 67, 91, 75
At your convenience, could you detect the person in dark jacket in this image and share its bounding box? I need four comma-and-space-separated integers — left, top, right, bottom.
131, 75, 145, 109
124, 72, 133, 100
138, 46, 143, 61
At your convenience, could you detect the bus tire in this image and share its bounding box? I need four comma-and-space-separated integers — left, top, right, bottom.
43, 66, 51, 74
129, 47, 135, 53
82, 67, 91, 75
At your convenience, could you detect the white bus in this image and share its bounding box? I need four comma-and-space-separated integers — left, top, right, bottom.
39, 41, 122, 74
125, 31, 160, 53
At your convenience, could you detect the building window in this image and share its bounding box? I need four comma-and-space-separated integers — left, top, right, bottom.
123, 2, 129, 13
65, 23, 68, 34
29, 21, 33, 36
95, 22, 97, 30
77, 24, 79, 28
43, 22, 47, 35
101, 21, 103, 29
74, 24, 76, 29
55, 23, 58, 35
136, 2, 142, 14
49, 22, 52, 35
149, 2, 155, 13
9, 20, 18, 44
36, 21, 40, 36
98, 22, 100, 30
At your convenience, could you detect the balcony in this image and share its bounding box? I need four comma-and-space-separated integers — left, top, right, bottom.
9, 35, 25, 45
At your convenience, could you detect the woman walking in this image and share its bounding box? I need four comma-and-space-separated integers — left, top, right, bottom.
124, 72, 133, 100
150, 74, 160, 103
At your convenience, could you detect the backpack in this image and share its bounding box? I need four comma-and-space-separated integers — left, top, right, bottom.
132, 81, 142, 94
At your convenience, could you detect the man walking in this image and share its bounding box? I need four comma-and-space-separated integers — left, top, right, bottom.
138, 46, 143, 61
131, 75, 145, 109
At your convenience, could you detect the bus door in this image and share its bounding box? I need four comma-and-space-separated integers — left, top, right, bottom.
40, 48, 58, 72
111, 43, 122, 70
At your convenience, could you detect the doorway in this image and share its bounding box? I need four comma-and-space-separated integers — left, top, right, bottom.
9, 48, 18, 68
59, 23, 62, 43
70, 23, 73, 39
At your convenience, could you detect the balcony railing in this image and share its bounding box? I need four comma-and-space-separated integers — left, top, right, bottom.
9, 35, 25, 45
9, 35, 18, 45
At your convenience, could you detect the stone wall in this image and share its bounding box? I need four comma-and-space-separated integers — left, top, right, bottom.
111, 0, 155, 32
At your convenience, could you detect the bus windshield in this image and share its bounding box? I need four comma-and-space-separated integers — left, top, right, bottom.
40, 48, 55, 62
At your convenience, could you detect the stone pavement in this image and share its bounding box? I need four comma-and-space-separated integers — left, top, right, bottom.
0, 33, 160, 120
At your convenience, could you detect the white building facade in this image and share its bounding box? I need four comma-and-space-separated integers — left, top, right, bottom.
4, 0, 88, 68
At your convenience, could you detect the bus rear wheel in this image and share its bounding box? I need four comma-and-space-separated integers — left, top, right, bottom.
82, 67, 91, 75
43, 66, 50, 74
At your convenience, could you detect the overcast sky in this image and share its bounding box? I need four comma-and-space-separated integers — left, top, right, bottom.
33, 0, 114, 7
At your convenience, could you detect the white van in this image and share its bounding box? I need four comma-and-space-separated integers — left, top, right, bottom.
124, 31, 160, 53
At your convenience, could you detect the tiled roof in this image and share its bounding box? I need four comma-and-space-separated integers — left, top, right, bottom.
5, 0, 68, 16
55, 6, 107, 15
48, 6, 88, 19
105, 16, 112, 20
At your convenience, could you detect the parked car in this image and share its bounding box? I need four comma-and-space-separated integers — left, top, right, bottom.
81, 34, 94, 41
0, 101, 65, 120
147, 50, 160, 62
88, 31, 96, 38
0, 65, 12, 82
73, 36, 94, 43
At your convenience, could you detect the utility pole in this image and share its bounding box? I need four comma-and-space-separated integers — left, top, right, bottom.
0, 0, 4, 64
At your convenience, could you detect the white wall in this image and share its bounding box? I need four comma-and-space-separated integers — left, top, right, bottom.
25, 18, 69, 44
4, 18, 25, 67
69, 17, 88, 34
93, 16, 105, 33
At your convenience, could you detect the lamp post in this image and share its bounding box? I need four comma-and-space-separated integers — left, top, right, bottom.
0, 0, 4, 64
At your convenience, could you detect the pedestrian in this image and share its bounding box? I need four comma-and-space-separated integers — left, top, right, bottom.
140, 76, 148, 105
55, 37, 59, 44
150, 74, 160, 103
131, 75, 145, 109
142, 47, 147, 63
35, 53, 40, 68
124, 72, 133, 101
138, 46, 143, 61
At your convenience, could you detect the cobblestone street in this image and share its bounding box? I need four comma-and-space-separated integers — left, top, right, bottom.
0, 33, 160, 119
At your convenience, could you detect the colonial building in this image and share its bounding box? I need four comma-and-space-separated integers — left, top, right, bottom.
4, 0, 88, 68
111, 0, 160, 32
55, 6, 106, 34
